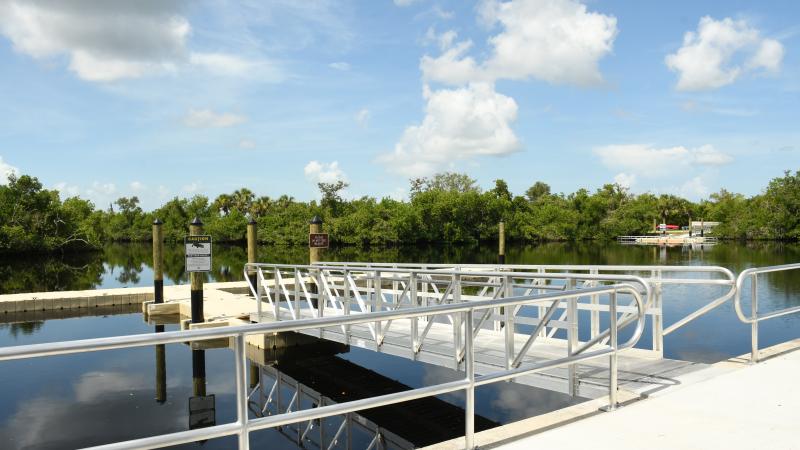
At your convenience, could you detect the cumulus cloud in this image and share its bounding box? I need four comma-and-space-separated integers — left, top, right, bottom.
0, 156, 19, 184
129, 181, 145, 192
394, 0, 422, 6
304, 161, 347, 184
328, 61, 351, 71
665, 16, 784, 91
239, 139, 256, 149
0, 0, 190, 81
183, 109, 246, 128
354, 108, 371, 127
55, 182, 81, 197
379, 83, 520, 176
613, 173, 636, 189
189, 52, 283, 81
422, 0, 618, 86
593, 144, 732, 178
0, 1, 282, 83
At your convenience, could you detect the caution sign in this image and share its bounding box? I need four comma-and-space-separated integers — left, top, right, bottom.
185, 235, 212, 272
309, 233, 329, 248
189, 395, 216, 429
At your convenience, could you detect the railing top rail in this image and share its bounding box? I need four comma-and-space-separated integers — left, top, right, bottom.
734, 263, 800, 324
0, 283, 643, 362
307, 261, 734, 277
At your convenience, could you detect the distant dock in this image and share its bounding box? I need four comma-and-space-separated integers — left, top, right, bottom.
617, 235, 718, 246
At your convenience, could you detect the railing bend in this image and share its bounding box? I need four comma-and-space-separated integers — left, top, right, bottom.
734, 263, 800, 363
0, 283, 645, 450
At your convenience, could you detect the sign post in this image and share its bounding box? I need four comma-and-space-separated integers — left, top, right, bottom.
185, 235, 213, 272
186, 218, 210, 323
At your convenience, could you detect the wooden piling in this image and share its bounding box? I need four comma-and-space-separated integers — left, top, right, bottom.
190, 217, 204, 323
152, 219, 164, 304
498, 221, 506, 264
309, 215, 323, 264
309, 216, 323, 309
247, 217, 258, 289
155, 324, 166, 403
192, 349, 206, 397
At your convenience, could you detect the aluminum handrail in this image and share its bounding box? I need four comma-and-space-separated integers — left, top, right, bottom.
0, 284, 645, 450
310, 262, 736, 351
245, 263, 653, 356
734, 263, 800, 363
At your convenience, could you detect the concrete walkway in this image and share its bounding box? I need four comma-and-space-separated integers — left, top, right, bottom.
497, 344, 800, 450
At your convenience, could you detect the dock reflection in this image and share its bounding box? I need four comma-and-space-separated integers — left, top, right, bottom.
246, 335, 498, 449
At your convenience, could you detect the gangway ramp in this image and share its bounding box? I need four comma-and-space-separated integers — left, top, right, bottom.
245, 263, 735, 400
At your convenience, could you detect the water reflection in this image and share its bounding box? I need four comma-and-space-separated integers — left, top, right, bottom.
3, 241, 800, 295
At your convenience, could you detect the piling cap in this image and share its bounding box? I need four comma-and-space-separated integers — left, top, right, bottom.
309, 215, 323, 225
190, 216, 203, 226
248, 215, 257, 225
153, 218, 163, 225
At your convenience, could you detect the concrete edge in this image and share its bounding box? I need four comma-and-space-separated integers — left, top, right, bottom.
422, 338, 800, 450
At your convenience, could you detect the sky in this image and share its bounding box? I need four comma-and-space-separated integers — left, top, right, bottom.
0, 0, 798, 210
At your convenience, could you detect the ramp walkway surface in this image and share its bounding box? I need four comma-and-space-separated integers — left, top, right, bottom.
496, 341, 800, 450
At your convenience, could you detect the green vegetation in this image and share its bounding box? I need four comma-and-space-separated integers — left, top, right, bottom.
1, 170, 799, 254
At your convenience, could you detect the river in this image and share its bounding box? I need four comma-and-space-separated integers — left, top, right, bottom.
0, 242, 798, 449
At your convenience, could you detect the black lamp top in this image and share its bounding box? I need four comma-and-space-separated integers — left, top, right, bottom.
190, 217, 203, 226
309, 215, 323, 225
248, 216, 258, 225
153, 218, 163, 225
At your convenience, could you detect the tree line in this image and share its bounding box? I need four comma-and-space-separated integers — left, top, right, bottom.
1, 170, 798, 254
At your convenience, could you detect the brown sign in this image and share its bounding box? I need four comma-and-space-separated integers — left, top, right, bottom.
309, 233, 329, 248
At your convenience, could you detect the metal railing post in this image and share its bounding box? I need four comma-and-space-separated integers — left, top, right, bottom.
410, 272, 419, 352
567, 278, 578, 396
453, 274, 462, 365
605, 292, 618, 411
294, 268, 301, 318
751, 275, 759, 363
234, 334, 250, 450
255, 268, 263, 321
654, 269, 664, 354
590, 268, 599, 339
374, 271, 383, 346
274, 268, 281, 321
343, 270, 351, 341
464, 310, 475, 450
504, 275, 514, 370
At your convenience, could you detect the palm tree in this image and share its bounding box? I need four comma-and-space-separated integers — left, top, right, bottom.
232, 188, 255, 214
213, 194, 233, 216
250, 196, 272, 217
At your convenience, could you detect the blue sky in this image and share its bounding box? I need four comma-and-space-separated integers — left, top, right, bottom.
0, 0, 798, 209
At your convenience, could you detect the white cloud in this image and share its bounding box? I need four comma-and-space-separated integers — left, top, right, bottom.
183, 109, 246, 128
394, 0, 422, 6
54, 182, 81, 197
88, 181, 117, 196
239, 139, 256, 149
422, 0, 618, 86
182, 182, 200, 194
355, 108, 371, 127
379, 82, 520, 177
304, 161, 347, 184
129, 181, 145, 192
665, 16, 784, 91
420, 40, 481, 86
0, 156, 19, 184
189, 52, 283, 81
677, 176, 709, 199
593, 144, 732, 178
0, 0, 190, 82
613, 173, 636, 189
328, 61, 351, 71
